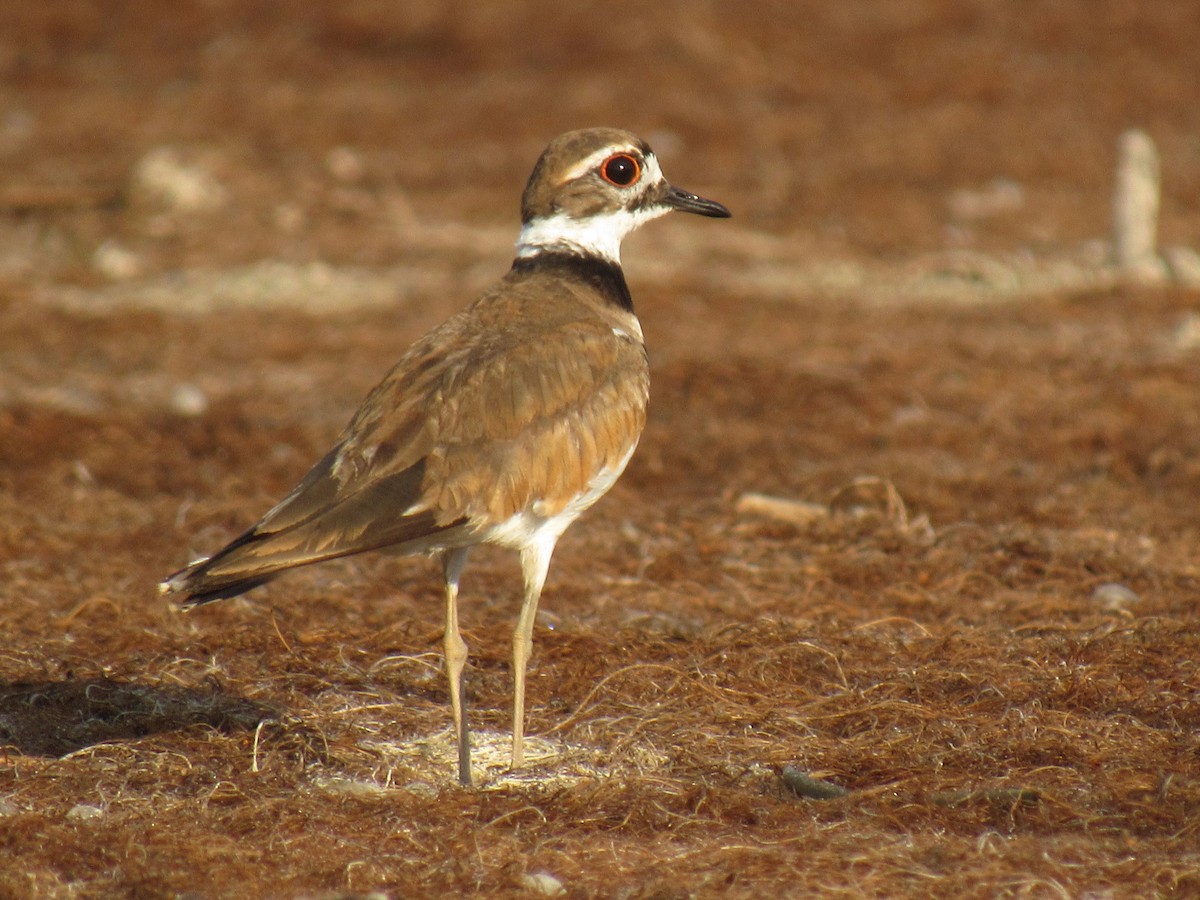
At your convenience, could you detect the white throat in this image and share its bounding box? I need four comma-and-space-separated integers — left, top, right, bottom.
515, 204, 671, 264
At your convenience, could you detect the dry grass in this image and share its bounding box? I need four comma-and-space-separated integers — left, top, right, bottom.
2, 1, 1200, 897
4, 283, 1200, 896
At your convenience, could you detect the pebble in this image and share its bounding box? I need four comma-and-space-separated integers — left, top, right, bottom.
66, 804, 104, 821
169, 383, 210, 417
133, 146, 227, 212
780, 766, 849, 800
92, 240, 141, 280
327, 146, 366, 183
1091, 582, 1140, 612
519, 872, 565, 896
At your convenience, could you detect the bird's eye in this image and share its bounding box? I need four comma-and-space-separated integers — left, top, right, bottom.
600, 153, 641, 187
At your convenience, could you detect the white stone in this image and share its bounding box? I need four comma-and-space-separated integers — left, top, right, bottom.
134, 146, 228, 212
169, 383, 210, 417
519, 872, 566, 896
326, 146, 366, 183
92, 240, 141, 280
66, 804, 104, 821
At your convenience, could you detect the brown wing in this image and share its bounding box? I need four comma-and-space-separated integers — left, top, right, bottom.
163, 279, 648, 605
420, 317, 648, 525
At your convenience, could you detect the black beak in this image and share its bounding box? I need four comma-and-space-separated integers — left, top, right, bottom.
663, 185, 731, 218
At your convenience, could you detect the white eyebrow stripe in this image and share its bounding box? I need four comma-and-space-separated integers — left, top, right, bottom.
560, 145, 638, 182
559, 147, 663, 186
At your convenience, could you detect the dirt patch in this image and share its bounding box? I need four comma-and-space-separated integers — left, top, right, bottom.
2, 2, 1199, 897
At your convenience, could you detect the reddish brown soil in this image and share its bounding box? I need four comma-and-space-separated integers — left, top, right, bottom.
2, 2, 1199, 897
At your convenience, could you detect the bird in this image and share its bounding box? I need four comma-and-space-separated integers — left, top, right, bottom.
161, 127, 731, 786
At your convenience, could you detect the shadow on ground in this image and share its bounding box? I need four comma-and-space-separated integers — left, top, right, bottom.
0, 677, 274, 757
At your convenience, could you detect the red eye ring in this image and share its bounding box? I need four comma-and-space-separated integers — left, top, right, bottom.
600, 153, 641, 187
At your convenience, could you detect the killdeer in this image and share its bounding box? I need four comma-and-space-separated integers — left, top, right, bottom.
161, 127, 730, 785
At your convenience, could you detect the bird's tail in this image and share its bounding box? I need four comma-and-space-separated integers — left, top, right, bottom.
161, 459, 464, 609
159, 528, 288, 609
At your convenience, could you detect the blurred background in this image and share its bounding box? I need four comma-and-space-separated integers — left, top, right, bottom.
1, 0, 1197, 289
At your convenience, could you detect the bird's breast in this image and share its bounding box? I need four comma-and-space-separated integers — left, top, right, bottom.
482, 440, 639, 551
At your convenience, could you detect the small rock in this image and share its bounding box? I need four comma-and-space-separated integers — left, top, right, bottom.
327, 146, 366, 183
92, 240, 141, 280
72, 460, 96, 486
780, 766, 849, 800
519, 872, 565, 897
133, 146, 227, 212
169, 383, 210, 417
66, 804, 104, 821
1091, 582, 1140, 612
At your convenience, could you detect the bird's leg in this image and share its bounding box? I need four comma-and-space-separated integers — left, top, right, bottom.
442, 547, 472, 786
512, 540, 554, 771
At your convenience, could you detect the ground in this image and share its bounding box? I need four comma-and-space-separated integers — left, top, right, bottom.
1, 2, 1199, 897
